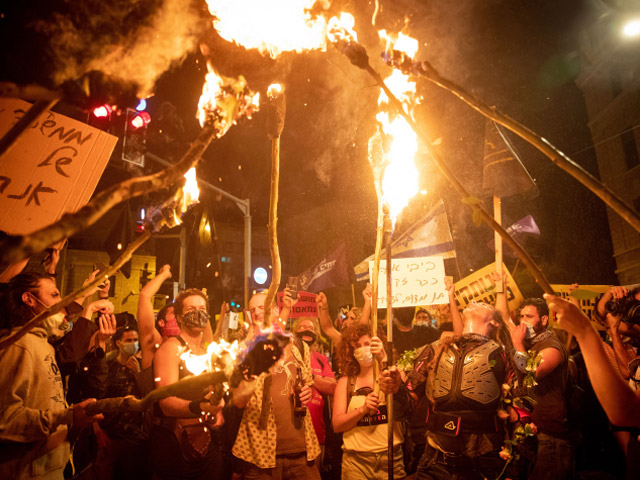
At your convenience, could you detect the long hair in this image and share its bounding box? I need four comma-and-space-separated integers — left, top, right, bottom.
337, 323, 387, 377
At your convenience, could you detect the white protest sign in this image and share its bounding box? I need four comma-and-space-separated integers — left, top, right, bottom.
0, 98, 117, 234
369, 256, 448, 308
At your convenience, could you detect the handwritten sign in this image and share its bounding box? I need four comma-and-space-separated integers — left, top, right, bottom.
0, 99, 117, 234
550, 284, 610, 320
277, 291, 318, 318
369, 256, 448, 308
453, 263, 523, 314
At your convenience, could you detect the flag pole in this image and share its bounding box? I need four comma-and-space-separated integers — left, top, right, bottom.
493, 195, 504, 293
351, 283, 357, 307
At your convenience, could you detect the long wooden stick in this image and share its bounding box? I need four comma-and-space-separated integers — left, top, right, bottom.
0, 99, 59, 158
334, 41, 553, 294
263, 87, 286, 327
0, 230, 152, 351
0, 123, 217, 266
369, 68, 553, 293
494, 195, 504, 293
384, 216, 394, 480
85, 370, 227, 415
409, 60, 640, 234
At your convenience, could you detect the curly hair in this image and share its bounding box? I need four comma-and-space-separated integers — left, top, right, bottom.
337, 323, 387, 377
173, 289, 209, 317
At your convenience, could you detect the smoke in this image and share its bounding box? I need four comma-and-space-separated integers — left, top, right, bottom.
34, 0, 205, 97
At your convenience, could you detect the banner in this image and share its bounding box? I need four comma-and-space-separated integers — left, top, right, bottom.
550, 284, 610, 320
277, 291, 318, 318
355, 200, 455, 281
369, 256, 448, 308
298, 242, 354, 293
482, 120, 538, 199
487, 215, 540, 258
0, 98, 117, 234
453, 263, 524, 314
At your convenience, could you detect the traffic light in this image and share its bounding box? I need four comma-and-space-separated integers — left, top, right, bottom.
122, 108, 151, 167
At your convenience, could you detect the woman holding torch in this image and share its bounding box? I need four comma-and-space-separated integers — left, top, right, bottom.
332, 324, 406, 479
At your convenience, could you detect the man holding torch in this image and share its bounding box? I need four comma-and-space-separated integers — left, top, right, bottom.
150, 288, 224, 480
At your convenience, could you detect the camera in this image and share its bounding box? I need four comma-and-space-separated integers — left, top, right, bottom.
605, 294, 640, 325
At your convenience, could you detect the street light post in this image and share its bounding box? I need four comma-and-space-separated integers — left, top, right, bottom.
145, 152, 252, 308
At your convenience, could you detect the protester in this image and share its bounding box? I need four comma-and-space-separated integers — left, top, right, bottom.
316, 283, 372, 348
94, 325, 150, 480
0, 272, 103, 479
547, 293, 640, 428
292, 317, 337, 474
231, 291, 321, 479
150, 288, 224, 480
332, 324, 406, 479
511, 297, 573, 480
387, 301, 523, 480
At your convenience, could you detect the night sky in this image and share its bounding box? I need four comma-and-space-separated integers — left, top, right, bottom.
0, 0, 619, 302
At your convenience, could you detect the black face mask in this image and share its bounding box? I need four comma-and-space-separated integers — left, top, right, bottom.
295, 330, 317, 346
181, 309, 210, 329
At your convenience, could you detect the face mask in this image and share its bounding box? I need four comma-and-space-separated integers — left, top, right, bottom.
354, 346, 373, 367
295, 330, 317, 346
181, 309, 210, 329
42, 312, 71, 339
121, 341, 139, 356
160, 316, 180, 337
523, 323, 537, 340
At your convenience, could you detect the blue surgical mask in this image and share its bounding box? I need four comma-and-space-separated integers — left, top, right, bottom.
121, 341, 139, 356
523, 324, 537, 340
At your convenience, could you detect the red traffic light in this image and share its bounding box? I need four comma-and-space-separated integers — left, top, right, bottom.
92, 104, 113, 118
130, 111, 151, 129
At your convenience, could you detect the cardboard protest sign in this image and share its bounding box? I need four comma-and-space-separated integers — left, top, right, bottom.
277, 291, 318, 318
550, 284, 610, 320
453, 263, 523, 314
369, 256, 448, 308
0, 98, 117, 234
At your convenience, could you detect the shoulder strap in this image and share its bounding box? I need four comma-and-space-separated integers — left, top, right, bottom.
176, 335, 188, 348
346, 375, 357, 412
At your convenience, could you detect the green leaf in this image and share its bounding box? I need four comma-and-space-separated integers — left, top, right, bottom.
472, 209, 483, 227
569, 289, 600, 300
462, 196, 482, 205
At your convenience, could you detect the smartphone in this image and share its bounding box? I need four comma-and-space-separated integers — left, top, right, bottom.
287, 276, 298, 300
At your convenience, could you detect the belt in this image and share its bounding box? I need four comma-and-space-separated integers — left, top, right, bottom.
424, 445, 504, 471
276, 451, 306, 459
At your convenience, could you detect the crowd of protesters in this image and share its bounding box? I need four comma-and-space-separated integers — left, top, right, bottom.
2, 245, 640, 480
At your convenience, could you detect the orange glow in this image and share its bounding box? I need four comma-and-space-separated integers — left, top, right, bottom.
182, 167, 200, 213
369, 31, 422, 225
180, 339, 240, 376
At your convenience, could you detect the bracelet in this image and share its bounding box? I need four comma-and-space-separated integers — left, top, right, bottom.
188, 400, 202, 416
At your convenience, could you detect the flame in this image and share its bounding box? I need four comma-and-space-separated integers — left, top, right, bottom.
197, 64, 260, 131
267, 83, 283, 97
205, 0, 329, 58
204, 0, 357, 58
370, 32, 421, 225
181, 167, 200, 213
180, 339, 240, 376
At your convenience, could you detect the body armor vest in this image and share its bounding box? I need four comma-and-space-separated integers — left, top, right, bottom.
426, 336, 505, 413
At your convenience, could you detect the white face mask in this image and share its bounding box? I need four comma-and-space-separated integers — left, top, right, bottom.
41, 312, 70, 339
354, 346, 373, 367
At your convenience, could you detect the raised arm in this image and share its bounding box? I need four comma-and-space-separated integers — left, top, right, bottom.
138, 264, 171, 365
316, 292, 341, 346
359, 283, 372, 325
546, 293, 640, 427
446, 277, 463, 336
